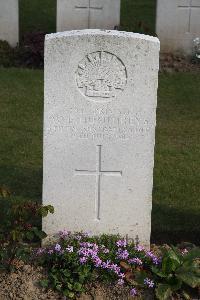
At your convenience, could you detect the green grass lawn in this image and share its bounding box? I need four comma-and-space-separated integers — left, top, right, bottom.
19, 0, 156, 37
0, 68, 199, 245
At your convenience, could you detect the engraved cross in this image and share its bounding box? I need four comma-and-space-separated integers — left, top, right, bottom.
178, 0, 200, 32
75, 0, 103, 28
75, 145, 122, 221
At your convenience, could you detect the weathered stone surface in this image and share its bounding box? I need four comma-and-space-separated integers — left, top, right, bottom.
57, 0, 121, 31
0, 0, 19, 47
43, 30, 159, 247
156, 0, 200, 55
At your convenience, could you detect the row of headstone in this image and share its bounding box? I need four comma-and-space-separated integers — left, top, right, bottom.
0, 0, 19, 47
57, 0, 121, 31
0, 0, 199, 55
43, 30, 160, 247
156, 0, 200, 55
0, 0, 120, 47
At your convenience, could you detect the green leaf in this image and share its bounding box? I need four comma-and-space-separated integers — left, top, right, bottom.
55, 284, 62, 292
67, 282, 73, 290
183, 248, 200, 262
40, 205, 54, 217
155, 284, 172, 300
176, 271, 200, 288
161, 250, 181, 274
134, 270, 148, 286
151, 266, 168, 278
40, 279, 49, 288
31, 227, 47, 240
166, 249, 181, 264
47, 205, 54, 214
25, 231, 34, 241
73, 282, 83, 292
63, 290, 75, 298
182, 290, 191, 300
0, 187, 11, 198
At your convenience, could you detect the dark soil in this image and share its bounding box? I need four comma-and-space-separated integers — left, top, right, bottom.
160, 53, 200, 73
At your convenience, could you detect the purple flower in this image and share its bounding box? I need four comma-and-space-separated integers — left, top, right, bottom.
128, 258, 143, 266
117, 249, 129, 260
118, 273, 125, 279
110, 264, 121, 275
144, 278, 154, 288
93, 256, 102, 267
152, 256, 161, 265
116, 239, 127, 248
117, 279, 125, 286
80, 257, 87, 264
130, 288, 137, 297
66, 246, 73, 253
36, 248, 45, 256
75, 235, 82, 241
181, 249, 189, 255
54, 244, 61, 252
135, 245, 145, 252
59, 229, 69, 239
48, 249, 54, 255
101, 245, 110, 253
145, 251, 161, 265
102, 260, 111, 269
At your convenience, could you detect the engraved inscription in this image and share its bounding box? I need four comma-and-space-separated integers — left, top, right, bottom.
46, 108, 152, 141
75, 145, 122, 220
76, 51, 127, 101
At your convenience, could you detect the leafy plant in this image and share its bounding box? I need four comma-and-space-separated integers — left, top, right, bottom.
0, 192, 54, 271
152, 246, 200, 300
0, 40, 15, 67
16, 31, 45, 68
36, 231, 200, 299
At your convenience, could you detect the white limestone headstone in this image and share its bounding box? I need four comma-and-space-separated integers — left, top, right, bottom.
57, 0, 121, 31
43, 30, 159, 247
0, 0, 19, 47
156, 0, 200, 55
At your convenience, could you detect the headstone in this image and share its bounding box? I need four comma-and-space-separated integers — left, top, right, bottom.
43, 30, 159, 247
156, 0, 200, 55
57, 0, 121, 31
0, 0, 19, 47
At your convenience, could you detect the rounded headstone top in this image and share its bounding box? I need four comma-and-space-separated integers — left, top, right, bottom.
45, 29, 160, 45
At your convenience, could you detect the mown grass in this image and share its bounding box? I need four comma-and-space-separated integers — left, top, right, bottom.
152, 73, 200, 244
0, 68, 199, 245
19, 0, 156, 38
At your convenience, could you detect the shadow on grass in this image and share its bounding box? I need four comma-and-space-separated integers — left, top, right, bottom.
151, 203, 200, 245
0, 165, 42, 202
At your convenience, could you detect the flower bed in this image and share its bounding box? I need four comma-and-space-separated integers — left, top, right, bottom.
35, 231, 200, 299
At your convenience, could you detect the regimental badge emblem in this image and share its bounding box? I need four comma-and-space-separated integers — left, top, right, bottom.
76, 51, 127, 101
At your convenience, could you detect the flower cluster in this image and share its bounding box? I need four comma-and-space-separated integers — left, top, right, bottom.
144, 278, 155, 288
145, 250, 161, 265
36, 232, 163, 298
78, 241, 125, 283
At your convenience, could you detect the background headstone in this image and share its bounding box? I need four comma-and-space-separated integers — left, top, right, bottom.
57, 0, 121, 31
156, 0, 200, 55
43, 30, 159, 247
0, 0, 19, 47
